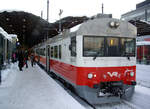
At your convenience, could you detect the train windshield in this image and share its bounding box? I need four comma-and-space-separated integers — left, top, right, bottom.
83, 36, 105, 57
120, 38, 135, 57
83, 36, 135, 57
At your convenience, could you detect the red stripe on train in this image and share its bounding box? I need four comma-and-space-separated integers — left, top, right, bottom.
50, 59, 136, 88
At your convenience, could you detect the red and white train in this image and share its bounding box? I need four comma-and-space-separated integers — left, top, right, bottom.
34, 17, 137, 104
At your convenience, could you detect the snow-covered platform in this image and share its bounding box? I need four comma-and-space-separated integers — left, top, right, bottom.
0, 62, 86, 109
1, 62, 150, 109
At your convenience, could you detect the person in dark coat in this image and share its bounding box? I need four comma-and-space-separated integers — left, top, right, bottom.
24, 50, 28, 68
30, 53, 35, 67
18, 50, 24, 71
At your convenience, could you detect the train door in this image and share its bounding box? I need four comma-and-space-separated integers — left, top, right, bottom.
46, 45, 50, 72
69, 36, 77, 64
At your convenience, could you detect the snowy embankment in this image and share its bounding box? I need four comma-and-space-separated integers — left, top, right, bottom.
0, 63, 17, 87
0, 62, 86, 109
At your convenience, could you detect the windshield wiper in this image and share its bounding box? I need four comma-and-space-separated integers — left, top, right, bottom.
93, 51, 100, 60
127, 55, 130, 60
124, 52, 131, 60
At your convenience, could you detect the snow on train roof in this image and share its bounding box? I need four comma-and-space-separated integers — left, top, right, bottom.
70, 24, 82, 32
0, 27, 12, 41
136, 41, 150, 45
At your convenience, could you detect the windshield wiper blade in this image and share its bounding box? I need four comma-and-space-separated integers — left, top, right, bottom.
93, 51, 100, 60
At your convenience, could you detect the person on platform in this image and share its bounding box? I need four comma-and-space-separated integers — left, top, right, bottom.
24, 50, 28, 68
18, 50, 24, 71
30, 53, 35, 67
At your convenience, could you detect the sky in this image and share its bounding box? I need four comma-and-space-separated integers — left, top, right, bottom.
0, 0, 144, 23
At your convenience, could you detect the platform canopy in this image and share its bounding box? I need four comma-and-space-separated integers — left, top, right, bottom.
0, 10, 88, 48
129, 20, 150, 36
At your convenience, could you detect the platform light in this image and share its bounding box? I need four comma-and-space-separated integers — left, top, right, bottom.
16, 38, 19, 42
6, 18, 10, 21
22, 19, 26, 22
16, 41, 20, 46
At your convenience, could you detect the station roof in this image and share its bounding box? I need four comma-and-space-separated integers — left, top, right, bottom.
129, 20, 150, 36
1, 10, 150, 48
0, 11, 88, 48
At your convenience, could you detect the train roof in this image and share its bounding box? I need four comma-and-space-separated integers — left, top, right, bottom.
74, 18, 137, 37
45, 18, 137, 44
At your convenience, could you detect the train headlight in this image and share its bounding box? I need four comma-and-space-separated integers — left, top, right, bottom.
109, 21, 120, 28
109, 21, 115, 27
130, 72, 134, 77
88, 73, 93, 79
115, 22, 120, 27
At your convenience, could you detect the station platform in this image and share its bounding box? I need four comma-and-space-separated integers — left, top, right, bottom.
0, 62, 85, 109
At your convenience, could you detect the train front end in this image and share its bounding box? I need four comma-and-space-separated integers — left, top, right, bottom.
74, 18, 137, 104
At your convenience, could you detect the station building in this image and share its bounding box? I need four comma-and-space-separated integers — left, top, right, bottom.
121, 0, 150, 22
121, 0, 150, 64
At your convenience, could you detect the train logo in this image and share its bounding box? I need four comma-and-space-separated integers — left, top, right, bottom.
107, 72, 118, 77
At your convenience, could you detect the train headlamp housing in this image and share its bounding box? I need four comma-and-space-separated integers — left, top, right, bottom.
115, 22, 120, 27
130, 72, 134, 77
109, 21, 120, 28
109, 21, 115, 27
88, 73, 93, 79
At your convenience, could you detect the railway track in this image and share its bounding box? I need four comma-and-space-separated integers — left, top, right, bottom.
93, 100, 141, 109
121, 100, 141, 109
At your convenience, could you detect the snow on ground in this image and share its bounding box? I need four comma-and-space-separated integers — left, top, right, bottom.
136, 64, 150, 88
128, 65, 150, 109
0, 63, 17, 87
130, 85, 150, 109
0, 62, 150, 109
0, 62, 86, 109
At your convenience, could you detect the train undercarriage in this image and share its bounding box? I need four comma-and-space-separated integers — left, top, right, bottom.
75, 81, 135, 104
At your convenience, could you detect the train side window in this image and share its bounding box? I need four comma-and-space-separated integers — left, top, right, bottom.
59, 45, 61, 59
51, 47, 54, 58
44, 48, 46, 56
70, 36, 76, 57
54, 46, 58, 58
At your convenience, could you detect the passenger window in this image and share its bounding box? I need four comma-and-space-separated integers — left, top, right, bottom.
51, 47, 53, 57
54, 46, 58, 58
70, 36, 76, 57
59, 45, 61, 59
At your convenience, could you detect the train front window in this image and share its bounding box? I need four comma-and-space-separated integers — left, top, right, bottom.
121, 38, 135, 57
83, 36, 104, 57
106, 38, 120, 56
83, 36, 136, 57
